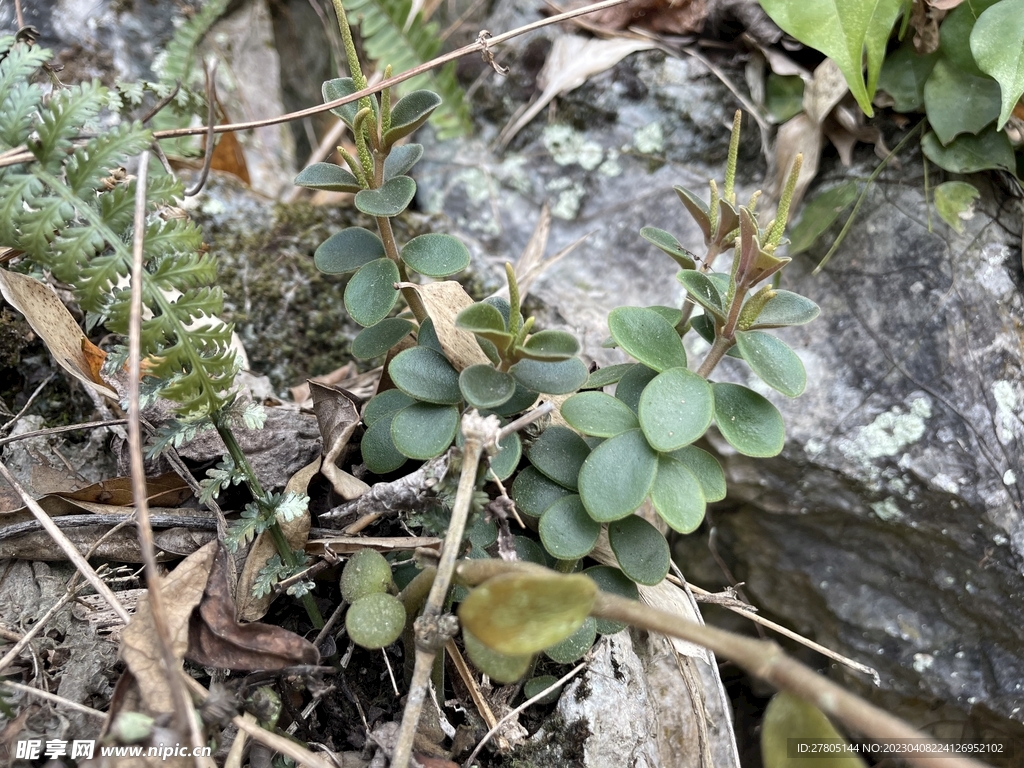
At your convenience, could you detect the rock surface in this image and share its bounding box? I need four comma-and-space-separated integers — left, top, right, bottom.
411, 0, 1024, 739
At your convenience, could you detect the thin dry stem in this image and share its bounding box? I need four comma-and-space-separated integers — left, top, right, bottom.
1, 680, 107, 720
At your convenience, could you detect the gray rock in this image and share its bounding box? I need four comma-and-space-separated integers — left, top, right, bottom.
413, 0, 1024, 736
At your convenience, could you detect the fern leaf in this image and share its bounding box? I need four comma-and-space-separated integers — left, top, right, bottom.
65, 122, 152, 195
155, 0, 230, 86
0, 39, 51, 108
0, 81, 44, 149
33, 82, 107, 168
0, 173, 40, 244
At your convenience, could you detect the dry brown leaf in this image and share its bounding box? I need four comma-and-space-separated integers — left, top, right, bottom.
208, 100, 251, 185
100, 670, 193, 768
306, 534, 442, 555
498, 34, 655, 148
120, 540, 218, 714
310, 381, 369, 500
289, 361, 358, 403
236, 456, 320, 621
911, 0, 946, 53
803, 58, 849, 125
398, 281, 490, 372
188, 542, 319, 670
586, 0, 708, 34
0, 269, 117, 398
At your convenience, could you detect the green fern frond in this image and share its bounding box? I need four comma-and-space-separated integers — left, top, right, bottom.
155, 0, 230, 86
32, 82, 107, 168
65, 123, 152, 195
344, 0, 471, 139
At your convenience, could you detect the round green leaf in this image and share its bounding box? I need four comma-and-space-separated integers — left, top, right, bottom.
877, 39, 938, 113
511, 357, 589, 395
514, 534, 549, 564
524, 675, 563, 704
511, 466, 573, 518
468, 516, 498, 549
526, 426, 591, 491
712, 383, 785, 458
747, 290, 820, 328
585, 566, 639, 634
345, 593, 406, 649
383, 90, 442, 146
322, 77, 363, 126
640, 226, 696, 269
544, 616, 596, 664
341, 548, 393, 603
488, 431, 522, 481
351, 317, 415, 360
970, 0, 1024, 129
314, 227, 385, 274
489, 383, 538, 417
391, 402, 459, 459
921, 127, 1016, 174
363, 389, 415, 427
463, 628, 532, 684
608, 515, 670, 586
667, 445, 726, 503
459, 364, 515, 409
578, 429, 658, 522
734, 330, 806, 397
650, 456, 706, 534
561, 391, 639, 438
389, 346, 462, 404
614, 363, 658, 414
638, 367, 714, 452
294, 162, 362, 193
583, 363, 634, 389
456, 302, 511, 349
517, 330, 580, 361
344, 258, 400, 327
354, 176, 416, 217
933, 181, 980, 234
608, 307, 687, 372
458, 572, 597, 656
539, 495, 601, 561
360, 413, 407, 474
416, 317, 443, 353
676, 270, 725, 318
401, 233, 471, 277
384, 143, 424, 180
646, 305, 684, 328
924, 58, 1001, 145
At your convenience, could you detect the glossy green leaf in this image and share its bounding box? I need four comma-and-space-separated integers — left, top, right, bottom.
747, 290, 821, 329
539, 495, 601, 561
389, 346, 462, 404
924, 58, 1001, 145
765, 73, 805, 122
966, 0, 1024, 128
934, 181, 980, 234
363, 389, 416, 427
463, 627, 532, 684
759, 0, 903, 116
313, 227, 385, 274
608, 515, 671, 585
524, 675, 563, 704
640, 226, 696, 269
585, 566, 639, 634
787, 182, 859, 255
921, 127, 1016, 174
401, 233, 470, 277
578, 429, 658, 522
561, 391, 639, 437
489, 383, 539, 417
518, 330, 580, 361
877, 40, 938, 112
384, 143, 424, 180
638, 367, 714, 452
673, 185, 711, 244
360, 413, 407, 474
511, 466, 573, 517
351, 317, 415, 360
526, 425, 590, 490
294, 162, 362, 193
608, 307, 687, 372
345, 593, 406, 649
391, 402, 459, 459
667, 445, 726, 503
614, 363, 658, 414
458, 572, 597, 656
488, 431, 522, 481
940, 0, 1003, 76
344, 258, 400, 327
584, 363, 635, 389
650, 456, 706, 533
762, 692, 868, 768
676, 270, 725, 318
712, 383, 786, 457
511, 357, 589, 395
383, 90, 442, 146
354, 176, 416, 217
544, 616, 596, 663
734, 330, 806, 397
459, 364, 515, 409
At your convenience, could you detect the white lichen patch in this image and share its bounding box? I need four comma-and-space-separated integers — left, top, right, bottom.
930, 473, 960, 494
1004, 469, 1017, 485
841, 396, 932, 462
992, 380, 1022, 443
977, 244, 1016, 299
546, 177, 586, 220
871, 497, 903, 522
542, 124, 605, 170
632, 121, 664, 154
913, 653, 935, 673
598, 149, 622, 177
